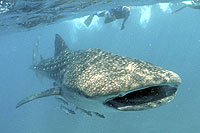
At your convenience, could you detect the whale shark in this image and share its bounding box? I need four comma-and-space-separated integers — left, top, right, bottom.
16, 34, 181, 118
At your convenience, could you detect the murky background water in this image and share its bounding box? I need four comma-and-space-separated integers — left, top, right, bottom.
0, 1, 200, 133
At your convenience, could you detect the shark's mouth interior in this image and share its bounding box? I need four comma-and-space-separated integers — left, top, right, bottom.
104, 85, 178, 111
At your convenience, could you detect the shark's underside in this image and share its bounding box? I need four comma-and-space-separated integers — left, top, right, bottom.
16, 34, 181, 118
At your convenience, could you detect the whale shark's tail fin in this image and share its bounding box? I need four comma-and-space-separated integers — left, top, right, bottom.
16, 87, 61, 108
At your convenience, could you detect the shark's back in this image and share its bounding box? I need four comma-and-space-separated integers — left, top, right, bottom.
62, 48, 175, 98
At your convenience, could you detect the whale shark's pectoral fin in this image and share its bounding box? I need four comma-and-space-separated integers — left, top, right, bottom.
16, 87, 61, 108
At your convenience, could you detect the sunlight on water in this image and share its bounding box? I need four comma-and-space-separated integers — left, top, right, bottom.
0, 0, 15, 14
0, 1, 9, 13
72, 16, 101, 30
159, 3, 172, 13
68, 15, 102, 42
139, 6, 152, 28
182, 1, 193, 5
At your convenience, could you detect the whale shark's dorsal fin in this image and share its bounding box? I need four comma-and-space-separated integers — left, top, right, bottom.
16, 87, 61, 108
54, 34, 70, 57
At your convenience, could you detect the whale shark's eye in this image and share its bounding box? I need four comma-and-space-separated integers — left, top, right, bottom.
104, 85, 178, 111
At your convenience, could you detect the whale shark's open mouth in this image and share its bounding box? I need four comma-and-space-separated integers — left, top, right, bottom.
104, 84, 178, 111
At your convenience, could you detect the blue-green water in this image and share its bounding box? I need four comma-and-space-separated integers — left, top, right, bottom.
0, 4, 200, 133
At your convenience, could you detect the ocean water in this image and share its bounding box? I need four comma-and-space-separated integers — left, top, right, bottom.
0, 1, 200, 133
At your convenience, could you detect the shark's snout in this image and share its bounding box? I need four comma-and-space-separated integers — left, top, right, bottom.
103, 70, 181, 111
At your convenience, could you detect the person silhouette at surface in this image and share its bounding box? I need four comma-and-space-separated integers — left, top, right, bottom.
84, 6, 131, 30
